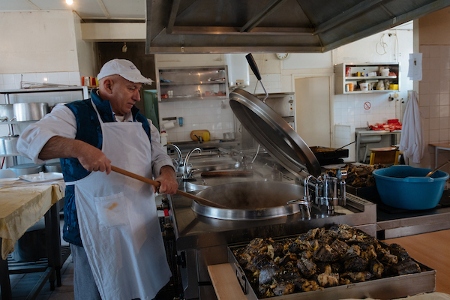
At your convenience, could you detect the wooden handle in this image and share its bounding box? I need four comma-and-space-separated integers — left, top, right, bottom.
176, 189, 227, 208
111, 165, 161, 188
111, 165, 227, 208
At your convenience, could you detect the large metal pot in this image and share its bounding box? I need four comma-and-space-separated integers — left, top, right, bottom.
192, 181, 307, 220
13, 102, 49, 121
0, 135, 19, 156
0, 104, 14, 121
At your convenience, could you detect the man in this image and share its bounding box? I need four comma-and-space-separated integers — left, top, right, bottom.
17, 59, 179, 300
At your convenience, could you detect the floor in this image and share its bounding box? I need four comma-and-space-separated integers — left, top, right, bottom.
386, 229, 450, 294
8, 252, 75, 300
6, 216, 182, 300
9, 255, 181, 300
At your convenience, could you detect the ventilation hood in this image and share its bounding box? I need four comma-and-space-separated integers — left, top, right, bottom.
145, 0, 450, 54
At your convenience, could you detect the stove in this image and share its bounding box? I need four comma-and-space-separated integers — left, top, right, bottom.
168, 190, 377, 299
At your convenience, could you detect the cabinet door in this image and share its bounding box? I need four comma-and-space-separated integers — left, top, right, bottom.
295, 76, 331, 147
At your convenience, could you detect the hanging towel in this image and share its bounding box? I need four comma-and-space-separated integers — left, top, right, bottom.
399, 91, 424, 164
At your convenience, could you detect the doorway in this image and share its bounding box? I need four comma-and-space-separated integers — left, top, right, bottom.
294, 76, 332, 147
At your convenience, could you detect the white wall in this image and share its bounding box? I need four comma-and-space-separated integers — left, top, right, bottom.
0, 11, 91, 139
0, 10, 79, 73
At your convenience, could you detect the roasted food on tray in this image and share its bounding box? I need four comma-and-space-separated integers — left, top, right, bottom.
324, 163, 386, 188
232, 224, 421, 298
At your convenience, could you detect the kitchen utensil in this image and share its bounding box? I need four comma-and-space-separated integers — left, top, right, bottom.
192, 181, 307, 220
230, 89, 321, 177
0, 135, 19, 156
110, 165, 226, 208
19, 172, 63, 182
373, 165, 449, 210
44, 162, 62, 173
245, 53, 268, 101
0, 104, 14, 120
13, 102, 49, 121
335, 140, 356, 151
425, 160, 450, 177
8, 163, 44, 176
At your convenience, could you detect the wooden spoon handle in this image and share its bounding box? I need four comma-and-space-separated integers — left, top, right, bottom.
111, 165, 161, 188
111, 165, 226, 208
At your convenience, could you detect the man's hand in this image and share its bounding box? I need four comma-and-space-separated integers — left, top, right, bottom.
154, 166, 178, 194
39, 136, 112, 174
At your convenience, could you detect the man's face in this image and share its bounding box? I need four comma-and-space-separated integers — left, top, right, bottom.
102, 75, 143, 116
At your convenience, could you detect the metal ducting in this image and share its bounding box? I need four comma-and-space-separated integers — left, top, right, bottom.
145, 0, 450, 54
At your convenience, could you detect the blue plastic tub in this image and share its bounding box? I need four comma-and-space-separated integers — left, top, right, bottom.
372, 165, 449, 210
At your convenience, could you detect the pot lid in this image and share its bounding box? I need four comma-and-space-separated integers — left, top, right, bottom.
229, 89, 321, 177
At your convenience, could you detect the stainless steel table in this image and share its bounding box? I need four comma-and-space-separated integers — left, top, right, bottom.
355, 129, 401, 162
429, 142, 450, 168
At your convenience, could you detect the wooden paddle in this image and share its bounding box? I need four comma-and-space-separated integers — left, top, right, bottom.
110, 165, 226, 208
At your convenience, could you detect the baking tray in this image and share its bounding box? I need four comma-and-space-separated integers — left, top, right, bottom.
226, 240, 435, 300
309, 146, 349, 160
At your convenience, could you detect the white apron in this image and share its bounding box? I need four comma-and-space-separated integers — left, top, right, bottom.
69, 102, 171, 300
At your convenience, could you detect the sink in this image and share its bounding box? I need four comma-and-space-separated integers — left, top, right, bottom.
177, 155, 240, 174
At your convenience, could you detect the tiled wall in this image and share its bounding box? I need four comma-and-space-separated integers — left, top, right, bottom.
158, 98, 235, 142
419, 45, 450, 167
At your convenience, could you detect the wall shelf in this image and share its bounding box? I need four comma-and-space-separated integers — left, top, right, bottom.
334, 63, 400, 94
157, 66, 229, 101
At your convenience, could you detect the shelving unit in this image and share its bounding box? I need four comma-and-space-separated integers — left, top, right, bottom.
334, 63, 400, 94
0, 86, 88, 163
157, 66, 229, 101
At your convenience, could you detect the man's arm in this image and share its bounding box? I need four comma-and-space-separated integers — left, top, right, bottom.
40, 136, 112, 173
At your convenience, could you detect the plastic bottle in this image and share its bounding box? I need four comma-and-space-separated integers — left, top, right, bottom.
160, 131, 168, 153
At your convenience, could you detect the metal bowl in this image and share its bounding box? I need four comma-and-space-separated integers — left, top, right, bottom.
192, 181, 309, 220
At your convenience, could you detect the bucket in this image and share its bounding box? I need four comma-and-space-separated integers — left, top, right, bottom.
373, 165, 449, 210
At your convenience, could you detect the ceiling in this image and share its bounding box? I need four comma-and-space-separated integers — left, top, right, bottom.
146, 0, 450, 54
0, 0, 146, 20
1, 0, 450, 54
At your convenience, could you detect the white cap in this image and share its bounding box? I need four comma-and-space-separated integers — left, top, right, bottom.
97, 59, 153, 84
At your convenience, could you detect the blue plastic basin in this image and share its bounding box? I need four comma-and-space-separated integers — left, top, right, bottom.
372, 165, 449, 210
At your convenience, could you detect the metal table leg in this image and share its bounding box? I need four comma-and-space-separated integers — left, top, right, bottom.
44, 199, 63, 289
0, 239, 12, 300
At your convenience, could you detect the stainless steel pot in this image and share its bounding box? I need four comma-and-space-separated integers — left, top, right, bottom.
0, 104, 14, 121
13, 102, 49, 121
44, 162, 62, 173
192, 181, 308, 220
0, 135, 19, 156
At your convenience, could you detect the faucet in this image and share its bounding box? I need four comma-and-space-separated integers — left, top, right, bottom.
194, 135, 203, 143
166, 144, 182, 169
182, 147, 201, 180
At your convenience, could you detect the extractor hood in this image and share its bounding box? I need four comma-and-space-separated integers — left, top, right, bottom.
145, 0, 450, 54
